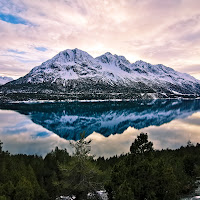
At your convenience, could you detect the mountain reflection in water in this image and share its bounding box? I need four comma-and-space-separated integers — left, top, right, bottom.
1, 99, 200, 140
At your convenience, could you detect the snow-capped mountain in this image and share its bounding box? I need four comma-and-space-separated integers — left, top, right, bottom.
1, 48, 200, 100
0, 75, 13, 85
0, 100, 199, 140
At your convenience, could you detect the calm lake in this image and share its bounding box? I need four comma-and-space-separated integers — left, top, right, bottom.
0, 99, 200, 158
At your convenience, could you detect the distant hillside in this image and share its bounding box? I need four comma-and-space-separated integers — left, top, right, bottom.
0, 75, 13, 86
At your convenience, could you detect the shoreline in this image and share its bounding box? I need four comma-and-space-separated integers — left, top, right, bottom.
1, 97, 200, 104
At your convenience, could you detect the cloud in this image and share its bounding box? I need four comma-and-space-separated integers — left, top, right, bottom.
7, 49, 26, 54
0, 109, 72, 156
35, 46, 47, 52
0, 0, 27, 16
0, 0, 200, 79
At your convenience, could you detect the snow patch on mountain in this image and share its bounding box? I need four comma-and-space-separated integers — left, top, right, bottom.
25, 48, 200, 87
0, 76, 13, 85
1, 48, 200, 98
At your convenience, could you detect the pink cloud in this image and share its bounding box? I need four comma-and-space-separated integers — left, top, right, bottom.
0, 0, 200, 79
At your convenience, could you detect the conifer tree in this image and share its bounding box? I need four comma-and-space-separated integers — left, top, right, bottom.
58, 134, 103, 200
130, 133, 153, 155
0, 140, 3, 154
14, 177, 34, 200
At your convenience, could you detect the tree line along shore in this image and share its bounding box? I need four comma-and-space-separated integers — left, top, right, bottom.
0, 133, 200, 200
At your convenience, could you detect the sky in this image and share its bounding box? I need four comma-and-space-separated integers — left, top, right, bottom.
0, 0, 200, 80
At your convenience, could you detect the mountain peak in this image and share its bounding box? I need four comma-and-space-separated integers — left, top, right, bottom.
96, 52, 130, 66
104, 52, 113, 56
2, 48, 200, 100
72, 48, 88, 54
61, 48, 90, 58
42, 48, 95, 67
134, 60, 148, 65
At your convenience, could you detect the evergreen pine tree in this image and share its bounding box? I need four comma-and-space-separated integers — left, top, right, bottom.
58, 134, 103, 200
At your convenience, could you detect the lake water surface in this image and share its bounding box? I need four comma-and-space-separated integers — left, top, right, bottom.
0, 99, 200, 157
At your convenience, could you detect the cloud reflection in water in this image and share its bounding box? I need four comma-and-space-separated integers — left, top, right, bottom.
0, 110, 71, 156
87, 113, 200, 158
0, 105, 200, 158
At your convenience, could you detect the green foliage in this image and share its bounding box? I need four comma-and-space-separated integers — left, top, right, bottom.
0, 196, 7, 200
43, 147, 71, 198
0, 140, 3, 153
154, 160, 179, 200
1, 133, 200, 199
58, 135, 104, 199
106, 133, 192, 200
0, 141, 49, 200
14, 177, 34, 200
2, 181, 14, 199
183, 156, 196, 177
130, 132, 153, 155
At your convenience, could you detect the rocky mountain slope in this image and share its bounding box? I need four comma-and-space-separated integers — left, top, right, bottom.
0, 48, 200, 101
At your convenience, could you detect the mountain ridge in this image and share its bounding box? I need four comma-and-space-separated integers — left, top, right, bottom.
0, 48, 200, 101
0, 75, 13, 86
